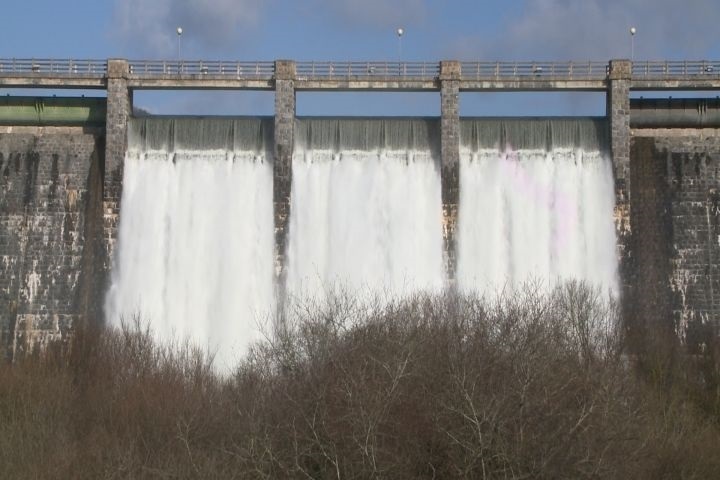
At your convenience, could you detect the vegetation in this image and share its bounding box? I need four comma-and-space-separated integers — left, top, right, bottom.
1, 282, 719, 479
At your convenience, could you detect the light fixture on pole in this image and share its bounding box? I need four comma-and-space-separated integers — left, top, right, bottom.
397, 27, 404, 62
176, 27, 183, 61
630, 27, 636, 62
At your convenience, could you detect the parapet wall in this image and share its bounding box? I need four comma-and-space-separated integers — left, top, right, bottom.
0, 127, 105, 358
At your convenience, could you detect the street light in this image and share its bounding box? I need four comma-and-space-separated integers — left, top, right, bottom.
630, 27, 636, 62
176, 27, 183, 61
397, 27, 404, 62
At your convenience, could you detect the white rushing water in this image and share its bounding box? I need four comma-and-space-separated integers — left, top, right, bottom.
457, 147, 618, 296
105, 149, 275, 369
106, 117, 619, 369
287, 148, 445, 302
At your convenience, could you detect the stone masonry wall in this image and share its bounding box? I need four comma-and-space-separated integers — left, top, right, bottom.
274, 61, 295, 309
104, 60, 131, 270
440, 61, 460, 286
627, 135, 674, 342
0, 126, 104, 358
607, 61, 632, 318
631, 129, 720, 348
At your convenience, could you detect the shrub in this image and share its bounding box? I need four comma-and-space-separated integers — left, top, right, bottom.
1, 282, 719, 478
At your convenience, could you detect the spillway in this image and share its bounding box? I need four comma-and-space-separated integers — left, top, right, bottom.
104, 118, 275, 368
286, 118, 445, 302
106, 116, 619, 369
457, 118, 618, 295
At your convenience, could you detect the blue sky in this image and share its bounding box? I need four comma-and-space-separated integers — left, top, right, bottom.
3, 0, 720, 115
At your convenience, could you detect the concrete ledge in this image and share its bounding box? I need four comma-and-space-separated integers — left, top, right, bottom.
460, 79, 607, 91
295, 79, 438, 91
0, 125, 104, 134
0, 76, 106, 88
632, 128, 720, 137
127, 77, 274, 90
631, 79, 720, 90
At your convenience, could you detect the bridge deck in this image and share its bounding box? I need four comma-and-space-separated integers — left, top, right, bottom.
1, 59, 720, 91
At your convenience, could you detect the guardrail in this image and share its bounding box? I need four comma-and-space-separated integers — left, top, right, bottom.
296, 62, 440, 79
460, 61, 609, 79
632, 61, 720, 77
5, 59, 720, 83
0, 58, 106, 75
127, 60, 275, 78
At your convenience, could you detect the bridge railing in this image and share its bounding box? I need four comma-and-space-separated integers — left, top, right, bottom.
0, 58, 107, 75
127, 60, 275, 78
295, 62, 441, 79
460, 61, 609, 79
6, 59, 720, 82
632, 61, 720, 77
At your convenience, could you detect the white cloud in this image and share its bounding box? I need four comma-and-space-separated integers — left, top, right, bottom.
449, 0, 720, 61
310, 0, 428, 29
112, 0, 267, 57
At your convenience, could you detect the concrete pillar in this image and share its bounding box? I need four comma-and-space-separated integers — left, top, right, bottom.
607, 60, 632, 315
608, 60, 632, 200
440, 61, 461, 285
104, 59, 131, 271
274, 60, 296, 304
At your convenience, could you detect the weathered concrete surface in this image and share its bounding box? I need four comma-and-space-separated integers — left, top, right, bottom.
459, 79, 607, 91
630, 129, 720, 347
104, 60, 131, 270
0, 126, 104, 359
274, 61, 295, 305
295, 80, 438, 91
627, 136, 674, 343
608, 60, 632, 316
126, 77, 274, 90
631, 79, 720, 91
0, 76, 106, 89
440, 61, 460, 285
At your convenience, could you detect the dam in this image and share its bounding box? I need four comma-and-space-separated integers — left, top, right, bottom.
2, 58, 720, 361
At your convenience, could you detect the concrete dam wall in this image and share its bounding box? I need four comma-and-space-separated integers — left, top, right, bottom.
630, 130, 720, 346
1, 113, 709, 361
3, 57, 720, 361
0, 127, 104, 358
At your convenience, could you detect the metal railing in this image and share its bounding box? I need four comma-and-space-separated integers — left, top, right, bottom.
632, 61, 720, 77
0, 58, 106, 75
5, 59, 720, 83
460, 61, 609, 79
127, 60, 275, 78
295, 61, 441, 79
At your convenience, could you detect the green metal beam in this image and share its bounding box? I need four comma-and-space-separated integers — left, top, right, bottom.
0, 96, 106, 125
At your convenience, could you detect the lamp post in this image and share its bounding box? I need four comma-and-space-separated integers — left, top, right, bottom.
630, 27, 636, 62
176, 27, 183, 61
397, 27, 404, 62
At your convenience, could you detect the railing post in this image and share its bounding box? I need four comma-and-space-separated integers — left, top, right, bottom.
273, 60, 296, 312
104, 59, 132, 286
440, 60, 461, 286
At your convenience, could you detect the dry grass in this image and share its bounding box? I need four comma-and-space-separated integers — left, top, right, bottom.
1, 281, 719, 479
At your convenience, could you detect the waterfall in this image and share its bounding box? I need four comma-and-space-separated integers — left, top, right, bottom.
286, 118, 445, 302
457, 118, 618, 295
106, 116, 619, 369
105, 118, 275, 369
